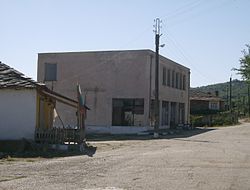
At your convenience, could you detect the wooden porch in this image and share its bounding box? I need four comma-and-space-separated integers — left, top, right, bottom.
35, 127, 85, 144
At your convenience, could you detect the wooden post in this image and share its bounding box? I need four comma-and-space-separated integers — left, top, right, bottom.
77, 84, 86, 152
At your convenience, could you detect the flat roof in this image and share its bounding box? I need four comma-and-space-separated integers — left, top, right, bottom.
38, 49, 190, 71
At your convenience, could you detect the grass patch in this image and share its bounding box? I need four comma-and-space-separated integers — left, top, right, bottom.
25, 159, 37, 162
5, 155, 17, 162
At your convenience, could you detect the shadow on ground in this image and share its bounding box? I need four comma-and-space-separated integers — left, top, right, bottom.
0, 128, 215, 159
0, 142, 96, 159
86, 127, 216, 142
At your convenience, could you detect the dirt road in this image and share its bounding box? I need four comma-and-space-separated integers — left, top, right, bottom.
1, 123, 250, 190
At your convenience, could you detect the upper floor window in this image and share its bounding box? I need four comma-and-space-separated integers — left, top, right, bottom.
183, 75, 186, 90
180, 74, 183, 90
44, 63, 57, 81
172, 70, 175, 88
162, 67, 166, 86
175, 72, 179, 89
167, 69, 171, 87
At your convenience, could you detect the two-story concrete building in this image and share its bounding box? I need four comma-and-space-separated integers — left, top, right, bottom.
37, 49, 190, 134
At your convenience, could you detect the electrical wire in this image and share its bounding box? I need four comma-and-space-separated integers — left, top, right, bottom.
166, 34, 212, 83
48, 1, 238, 87
167, 0, 236, 28
119, 25, 152, 49
161, 0, 204, 22
160, 22, 213, 85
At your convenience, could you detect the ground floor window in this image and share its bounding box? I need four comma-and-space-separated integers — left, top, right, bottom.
209, 101, 219, 110
161, 101, 169, 125
151, 100, 186, 127
179, 103, 185, 124
112, 98, 144, 126
170, 102, 177, 127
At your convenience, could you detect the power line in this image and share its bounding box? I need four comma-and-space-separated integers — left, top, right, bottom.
167, 0, 236, 28
51, 1, 238, 88
118, 1, 230, 50
160, 24, 212, 84
161, 0, 204, 22
119, 25, 152, 49
110, 0, 236, 52
120, 0, 204, 49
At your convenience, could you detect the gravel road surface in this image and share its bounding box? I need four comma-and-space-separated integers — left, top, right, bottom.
1, 123, 250, 190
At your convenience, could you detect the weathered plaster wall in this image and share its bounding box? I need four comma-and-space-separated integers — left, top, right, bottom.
37, 50, 190, 133
0, 89, 36, 140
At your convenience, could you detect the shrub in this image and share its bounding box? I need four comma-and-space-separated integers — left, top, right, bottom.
190, 115, 205, 127
191, 111, 238, 127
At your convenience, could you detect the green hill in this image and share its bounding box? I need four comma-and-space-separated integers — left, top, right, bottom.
192, 79, 248, 102
191, 80, 250, 124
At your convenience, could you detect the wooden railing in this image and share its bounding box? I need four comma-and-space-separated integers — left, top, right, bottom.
35, 128, 82, 144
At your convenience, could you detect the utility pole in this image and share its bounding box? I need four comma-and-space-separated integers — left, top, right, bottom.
243, 96, 246, 116
153, 18, 162, 138
229, 77, 232, 112
247, 45, 250, 117
226, 86, 229, 111
248, 83, 250, 117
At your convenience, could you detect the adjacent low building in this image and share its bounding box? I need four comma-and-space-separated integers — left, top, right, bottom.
37, 49, 190, 134
0, 62, 38, 140
0, 62, 81, 141
190, 90, 225, 114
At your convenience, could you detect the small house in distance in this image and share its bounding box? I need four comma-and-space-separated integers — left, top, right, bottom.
37, 49, 190, 134
190, 90, 225, 114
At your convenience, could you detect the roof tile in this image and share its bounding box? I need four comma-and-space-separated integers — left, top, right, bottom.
0, 62, 37, 89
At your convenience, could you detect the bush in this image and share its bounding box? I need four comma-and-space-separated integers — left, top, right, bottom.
191, 111, 238, 127
190, 115, 205, 127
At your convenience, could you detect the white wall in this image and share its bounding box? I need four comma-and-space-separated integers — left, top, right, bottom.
0, 89, 37, 140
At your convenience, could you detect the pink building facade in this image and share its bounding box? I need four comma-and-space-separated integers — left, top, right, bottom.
37, 50, 190, 134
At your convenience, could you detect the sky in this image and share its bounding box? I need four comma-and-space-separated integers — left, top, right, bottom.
1, 0, 250, 87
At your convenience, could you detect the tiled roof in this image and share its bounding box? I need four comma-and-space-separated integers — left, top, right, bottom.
190, 89, 223, 101
190, 96, 222, 101
0, 62, 37, 89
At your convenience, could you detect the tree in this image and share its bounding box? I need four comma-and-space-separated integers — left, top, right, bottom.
234, 44, 250, 82
233, 44, 250, 117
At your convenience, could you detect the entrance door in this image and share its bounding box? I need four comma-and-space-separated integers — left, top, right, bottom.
170, 102, 177, 128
